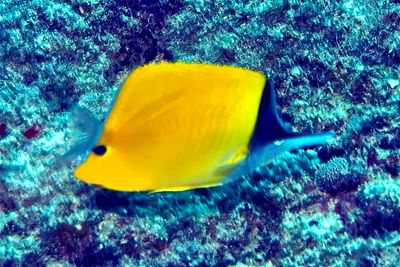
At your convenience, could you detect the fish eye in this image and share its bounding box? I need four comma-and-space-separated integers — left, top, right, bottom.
92, 145, 107, 156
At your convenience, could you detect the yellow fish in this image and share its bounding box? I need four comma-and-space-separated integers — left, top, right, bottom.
70, 62, 332, 192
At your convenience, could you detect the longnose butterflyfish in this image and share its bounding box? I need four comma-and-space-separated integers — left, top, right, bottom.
70, 62, 333, 192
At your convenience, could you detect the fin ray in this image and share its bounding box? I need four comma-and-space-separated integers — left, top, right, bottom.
58, 107, 102, 163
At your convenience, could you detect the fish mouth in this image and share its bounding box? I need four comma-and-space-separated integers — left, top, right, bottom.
74, 165, 103, 187
74, 162, 95, 183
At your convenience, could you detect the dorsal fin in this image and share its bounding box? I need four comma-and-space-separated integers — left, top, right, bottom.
249, 77, 295, 150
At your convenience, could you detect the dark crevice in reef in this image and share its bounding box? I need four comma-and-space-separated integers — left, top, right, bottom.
84, 0, 185, 81
41, 222, 122, 266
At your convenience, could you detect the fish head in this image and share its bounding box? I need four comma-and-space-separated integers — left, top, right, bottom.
74, 142, 154, 192
74, 144, 113, 186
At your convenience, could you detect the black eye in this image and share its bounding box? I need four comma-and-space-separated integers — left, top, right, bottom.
92, 145, 107, 156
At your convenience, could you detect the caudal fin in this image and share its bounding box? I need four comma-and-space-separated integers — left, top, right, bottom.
224, 77, 334, 182
246, 131, 334, 172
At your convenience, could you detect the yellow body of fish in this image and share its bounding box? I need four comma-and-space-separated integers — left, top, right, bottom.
73, 62, 333, 192
74, 62, 265, 191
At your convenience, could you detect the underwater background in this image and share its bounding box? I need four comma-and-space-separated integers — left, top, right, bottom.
1, 0, 399, 266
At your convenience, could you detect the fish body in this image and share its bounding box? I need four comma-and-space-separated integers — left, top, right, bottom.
73, 62, 332, 192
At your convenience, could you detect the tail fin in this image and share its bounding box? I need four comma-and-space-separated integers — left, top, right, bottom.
249, 77, 307, 150
246, 132, 333, 173
225, 78, 333, 182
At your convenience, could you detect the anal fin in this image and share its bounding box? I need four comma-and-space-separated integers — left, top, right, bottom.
149, 182, 222, 193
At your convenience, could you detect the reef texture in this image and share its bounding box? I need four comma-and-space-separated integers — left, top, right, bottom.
1, 0, 399, 266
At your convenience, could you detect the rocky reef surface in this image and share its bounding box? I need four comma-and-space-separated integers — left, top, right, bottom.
0, 0, 399, 266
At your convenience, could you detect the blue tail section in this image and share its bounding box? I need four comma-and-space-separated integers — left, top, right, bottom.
249, 77, 333, 151
246, 132, 333, 173
249, 78, 298, 150
224, 77, 333, 182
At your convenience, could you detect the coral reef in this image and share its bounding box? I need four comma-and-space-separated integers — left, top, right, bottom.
1, 0, 399, 266
313, 157, 365, 195
356, 178, 400, 234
